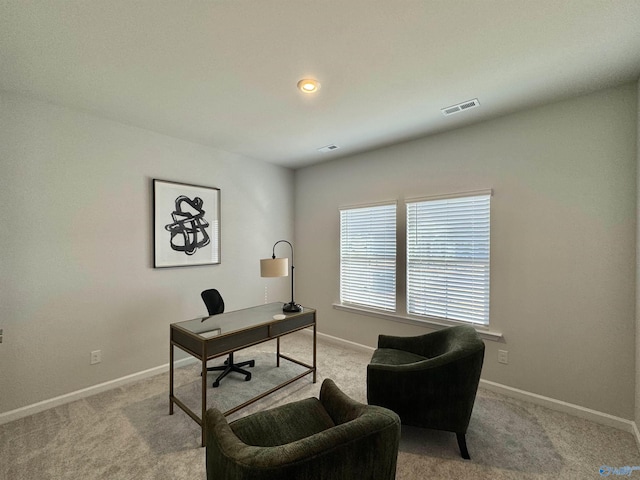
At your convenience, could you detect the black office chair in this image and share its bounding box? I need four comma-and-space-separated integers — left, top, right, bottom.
201, 289, 255, 388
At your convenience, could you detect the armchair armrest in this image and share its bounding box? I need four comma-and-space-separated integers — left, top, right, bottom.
377, 325, 481, 358
377, 330, 449, 357
320, 378, 365, 425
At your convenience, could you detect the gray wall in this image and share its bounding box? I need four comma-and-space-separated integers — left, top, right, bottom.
0, 92, 293, 414
295, 83, 637, 419
636, 78, 640, 431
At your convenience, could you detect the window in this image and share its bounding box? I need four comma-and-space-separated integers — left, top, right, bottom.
340, 203, 397, 311
406, 193, 491, 325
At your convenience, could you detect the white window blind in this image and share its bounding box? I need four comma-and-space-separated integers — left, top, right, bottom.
406, 193, 490, 325
340, 203, 396, 311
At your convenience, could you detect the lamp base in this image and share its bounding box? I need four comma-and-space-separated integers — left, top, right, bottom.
283, 302, 302, 313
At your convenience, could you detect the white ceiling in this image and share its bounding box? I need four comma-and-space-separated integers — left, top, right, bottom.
2, 1, 640, 169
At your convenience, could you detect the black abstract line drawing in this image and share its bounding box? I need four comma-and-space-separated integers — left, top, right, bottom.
153, 179, 220, 268
164, 195, 210, 255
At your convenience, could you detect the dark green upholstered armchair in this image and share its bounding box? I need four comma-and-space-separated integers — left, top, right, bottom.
205, 378, 401, 480
367, 325, 485, 459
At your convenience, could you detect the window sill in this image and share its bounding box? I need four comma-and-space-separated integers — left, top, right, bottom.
332, 303, 503, 341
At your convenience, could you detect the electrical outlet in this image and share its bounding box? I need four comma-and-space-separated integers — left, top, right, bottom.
90, 350, 102, 365
0, 328, 3, 344
498, 350, 508, 364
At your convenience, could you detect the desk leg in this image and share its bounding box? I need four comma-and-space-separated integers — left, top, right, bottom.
313, 322, 317, 383
169, 342, 174, 415
276, 337, 280, 367
201, 354, 207, 447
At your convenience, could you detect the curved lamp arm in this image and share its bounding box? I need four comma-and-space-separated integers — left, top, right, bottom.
271, 240, 293, 263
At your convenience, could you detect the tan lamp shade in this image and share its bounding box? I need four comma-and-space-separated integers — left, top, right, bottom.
260, 257, 289, 277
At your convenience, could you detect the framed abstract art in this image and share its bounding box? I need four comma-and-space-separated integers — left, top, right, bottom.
153, 179, 221, 268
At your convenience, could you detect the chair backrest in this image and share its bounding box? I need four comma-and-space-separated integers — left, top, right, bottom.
201, 289, 225, 316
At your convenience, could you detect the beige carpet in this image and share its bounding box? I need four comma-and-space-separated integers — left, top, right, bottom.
1, 331, 639, 479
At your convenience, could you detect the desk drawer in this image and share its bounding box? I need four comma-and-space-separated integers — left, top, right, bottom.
172, 328, 202, 358
270, 313, 315, 337
206, 325, 270, 357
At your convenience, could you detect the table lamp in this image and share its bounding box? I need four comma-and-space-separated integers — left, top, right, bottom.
260, 240, 301, 312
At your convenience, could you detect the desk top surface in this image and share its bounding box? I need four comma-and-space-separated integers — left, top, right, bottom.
172, 302, 315, 339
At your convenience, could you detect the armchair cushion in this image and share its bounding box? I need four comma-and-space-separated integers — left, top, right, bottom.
371, 348, 428, 367
230, 397, 335, 446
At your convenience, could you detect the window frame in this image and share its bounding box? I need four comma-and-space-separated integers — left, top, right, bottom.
406, 190, 491, 326
339, 201, 398, 312
335, 190, 497, 336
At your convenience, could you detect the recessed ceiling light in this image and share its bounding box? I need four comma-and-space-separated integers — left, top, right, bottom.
297, 78, 320, 94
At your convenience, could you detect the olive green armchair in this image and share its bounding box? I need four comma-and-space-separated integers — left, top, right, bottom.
367, 325, 485, 459
205, 378, 401, 479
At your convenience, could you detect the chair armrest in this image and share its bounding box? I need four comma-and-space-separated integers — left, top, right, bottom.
320, 378, 365, 425
377, 330, 448, 357
368, 347, 482, 374
377, 325, 482, 358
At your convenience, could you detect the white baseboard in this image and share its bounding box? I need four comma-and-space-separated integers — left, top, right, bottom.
0, 357, 196, 426
313, 329, 375, 354
309, 329, 638, 438
633, 421, 640, 452
479, 380, 636, 434
2, 330, 638, 446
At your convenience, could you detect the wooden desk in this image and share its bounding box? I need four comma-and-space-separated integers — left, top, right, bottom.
169, 302, 316, 446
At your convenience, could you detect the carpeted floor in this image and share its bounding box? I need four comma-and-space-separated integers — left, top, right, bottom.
1, 331, 639, 479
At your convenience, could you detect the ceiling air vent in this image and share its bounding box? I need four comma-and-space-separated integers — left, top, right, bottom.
318, 144, 340, 153
441, 98, 480, 117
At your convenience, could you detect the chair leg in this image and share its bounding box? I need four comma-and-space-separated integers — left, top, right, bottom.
234, 359, 256, 369
456, 433, 470, 460
206, 356, 229, 371
206, 353, 254, 387
211, 365, 233, 388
